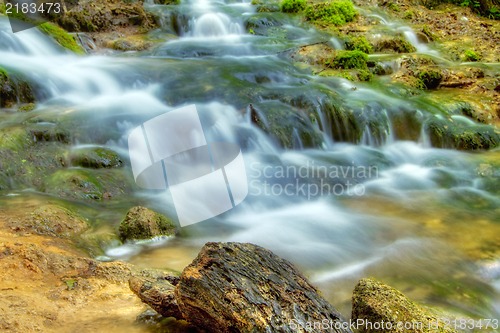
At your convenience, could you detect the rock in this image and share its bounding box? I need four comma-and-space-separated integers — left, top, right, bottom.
352, 278, 457, 333
119, 206, 176, 241
129, 273, 183, 319
374, 37, 416, 54
426, 117, 499, 150
0, 68, 35, 108
172, 242, 352, 333
48, 0, 157, 33
10, 205, 89, 238
69, 147, 123, 169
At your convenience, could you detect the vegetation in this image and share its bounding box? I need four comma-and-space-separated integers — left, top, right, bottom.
345, 36, 373, 53
280, 0, 307, 13
463, 49, 481, 61
421, 0, 500, 19
329, 50, 368, 69
304, 0, 357, 26
38, 23, 85, 54
417, 69, 443, 89
374, 37, 416, 53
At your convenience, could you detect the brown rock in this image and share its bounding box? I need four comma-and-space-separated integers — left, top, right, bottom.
174, 242, 352, 333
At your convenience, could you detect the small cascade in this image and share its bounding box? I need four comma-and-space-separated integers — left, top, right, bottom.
192, 12, 242, 38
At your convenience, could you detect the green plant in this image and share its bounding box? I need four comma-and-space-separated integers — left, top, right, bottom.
463, 49, 480, 61
280, 0, 307, 13
388, 2, 400, 11
357, 69, 373, 81
421, 25, 437, 41
305, 0, 357, 26
417, 69, 442, 89
403, 10, 415, 19
38, 23, 85, 54
345, 36, 373, 53
329, 50, 368, 69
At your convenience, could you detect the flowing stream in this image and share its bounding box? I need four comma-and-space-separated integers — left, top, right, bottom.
1, 0, 499, 329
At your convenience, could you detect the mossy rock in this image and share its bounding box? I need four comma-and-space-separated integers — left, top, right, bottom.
417, 69, 443, 89
352, 278, 457, 333
29, 123, 71, 144
38, 23, 85, 54
0, 67, 35, 108
51, 0, 157, 33
304, 0, 357, 26
328, 50, 368, 70
280, 0, 306, 13
0, 126, 31, 151
119, 206, 176, 241
23, 205, 89, 238
244, 14, 282, 36
107, 36, 153, 51
69, 147, 123, 169
43, 168, 134, 201
374, 37, 416, 54
345, 36, 373, 54
250, 103, 324, 148
426, 117, 499, 150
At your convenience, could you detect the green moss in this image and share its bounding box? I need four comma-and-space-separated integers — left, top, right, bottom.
421, 25, 437, 41
417, 69, 443, 89
357, 69, 373, 81
388, 2, 400, 11
463, 49, 480, 62
403, 10, 415, 19
374, 37, 416, 53
305, 0, 357, 26
18, 103, 36, 112
280, 0, 306, 12
329, 50, 368, 69
69, 147, 123, 169
352, 278, 457, 333
38, 23, 85, 54
345, 36, 373, 54
119, 206, 176, 241
0, 67, 8, 79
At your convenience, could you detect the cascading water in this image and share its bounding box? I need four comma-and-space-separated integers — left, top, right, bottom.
0, 0, 499, 330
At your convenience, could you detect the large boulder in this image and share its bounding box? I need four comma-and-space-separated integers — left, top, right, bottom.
352, 278, 457, 333
119, 206, 176, 241
130, 242, 352, 333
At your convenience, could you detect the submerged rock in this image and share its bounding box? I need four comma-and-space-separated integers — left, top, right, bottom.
0, 68, 35, 108
352, 278, 457, 333
69, 147, 123, 169
10, 204, 89, 238
130, 242, 352, 333
119, 206, 176, 241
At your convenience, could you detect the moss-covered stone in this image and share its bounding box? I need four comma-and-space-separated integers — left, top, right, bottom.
21, 205, 89, 238
0, 67, 35, 108
51, 0, 157, 33
250, 103, 324, 148
417, 69, 443, 89
352, 278, 457, 333
304, 0, 357, 26
280, 0, 306, 13
38, 23, 85, 54
374, 37, 416, 54
119, 206, 176, 241
328, 50, 369, 70
107, 36, 152, 51
426, 117, 499, 150
345, 36, 373, 54
43, 168, 133, 201
462, 49, 481, 62
68, 147, 123, 169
